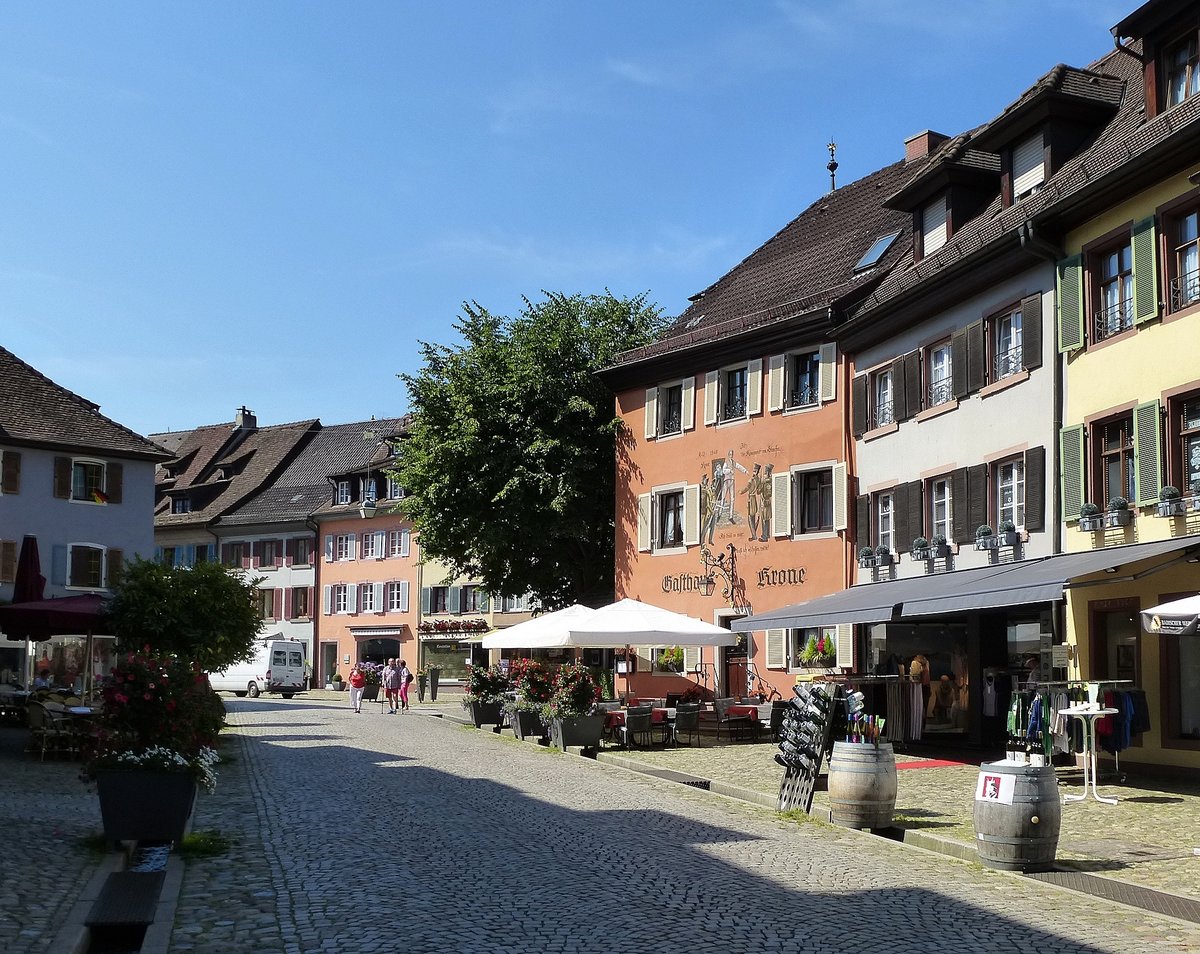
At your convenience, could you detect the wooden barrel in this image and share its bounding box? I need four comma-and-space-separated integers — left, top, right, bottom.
972, 761, 1060, 872
827, 741, 897, 830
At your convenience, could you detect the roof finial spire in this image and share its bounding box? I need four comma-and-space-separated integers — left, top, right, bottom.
827, 140, 838, 192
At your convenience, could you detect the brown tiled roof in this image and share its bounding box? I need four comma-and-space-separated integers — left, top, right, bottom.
970, 64, 1124, 153
0, 346, 169, 460
850, 41, 1200, 322
884, 131, 999, 211
152, 419, 319, 528
607, 160, 915, 371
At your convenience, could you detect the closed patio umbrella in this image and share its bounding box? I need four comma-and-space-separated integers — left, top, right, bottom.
11, 535, 45, 605
1141, 594, 1200, 636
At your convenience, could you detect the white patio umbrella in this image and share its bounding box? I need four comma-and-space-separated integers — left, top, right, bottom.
564, 598, 736, 697
564, 598, 736, 648
479, 604, 597, 650
1141, 594, 1200, 636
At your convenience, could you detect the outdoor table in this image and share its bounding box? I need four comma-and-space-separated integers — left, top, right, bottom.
1059, 705, 1120, 805
725, 704, 762, 742
604, 707, 671, 729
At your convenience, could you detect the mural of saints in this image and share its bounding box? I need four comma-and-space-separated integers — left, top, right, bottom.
698, 452, 777, 545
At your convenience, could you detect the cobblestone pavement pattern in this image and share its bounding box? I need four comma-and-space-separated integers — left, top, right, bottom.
0, 729, 102, 954
172, 698, 1200, 954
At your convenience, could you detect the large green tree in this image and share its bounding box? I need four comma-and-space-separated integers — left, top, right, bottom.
106, 558, 265, 672
396, 291, 665, 609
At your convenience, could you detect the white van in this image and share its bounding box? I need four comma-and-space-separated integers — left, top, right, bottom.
210, 636, 307, 699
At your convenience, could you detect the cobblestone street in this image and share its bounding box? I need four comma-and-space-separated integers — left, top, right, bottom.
169, 698, 1200, 954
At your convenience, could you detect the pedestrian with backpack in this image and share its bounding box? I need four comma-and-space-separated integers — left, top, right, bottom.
398, 659, 413, 712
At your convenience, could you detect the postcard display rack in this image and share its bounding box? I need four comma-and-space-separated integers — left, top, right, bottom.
776, 682, 838, 812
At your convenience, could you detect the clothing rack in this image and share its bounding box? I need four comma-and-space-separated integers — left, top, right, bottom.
1033, 679, 1141, 784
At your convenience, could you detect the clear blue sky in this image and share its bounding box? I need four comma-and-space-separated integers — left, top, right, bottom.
0, 1, 1129, 437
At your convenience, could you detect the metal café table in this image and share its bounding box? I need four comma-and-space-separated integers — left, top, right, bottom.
1058, 704, 1120, 805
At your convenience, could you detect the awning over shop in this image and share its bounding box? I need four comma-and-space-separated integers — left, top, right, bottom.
733, 535, 1200, 631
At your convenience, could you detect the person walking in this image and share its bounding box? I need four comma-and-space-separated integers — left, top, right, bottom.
382, 658, 402, 714
398, 659, 413, 712
347, 665, 367, 714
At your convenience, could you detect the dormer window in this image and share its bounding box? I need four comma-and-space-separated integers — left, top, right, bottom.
920, 194, 948, 258
336, 480, 351, 505
1011, 132, 1045, 201
171, 496, 191, 514
1165, 30, 1199, 107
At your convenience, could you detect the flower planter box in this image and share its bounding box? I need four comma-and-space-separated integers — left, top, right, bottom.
975, 536, 999, 551
467, 700, 504, 729
1104, 510, 1133, 528
429, 668, 441, 702
1157, 500, 1187, 517
1190, 496, 1200, 513
511, 709, 546, 742
95, 769, 197, 846
857, 555, 876, 569
998, 531, 1021, 548
550, 714, 606, 752
1078, 516, 1103, 532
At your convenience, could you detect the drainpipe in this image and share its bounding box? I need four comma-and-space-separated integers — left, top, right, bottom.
1018, 221, 1065, 558
830, 305, 852, 594
1111, 34, 1144, 65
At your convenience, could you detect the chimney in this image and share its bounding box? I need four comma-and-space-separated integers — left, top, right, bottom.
235, 406, 257, 430
905, 130, 950, 163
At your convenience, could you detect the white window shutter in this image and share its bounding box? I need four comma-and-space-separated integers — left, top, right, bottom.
400, 580, 410, 613
1012, 133, 1044, 197
683, 484, 700, 546
681, 377, 695, 431
637, 493, 652, 552
324, 535, 334, 563
373, 582, 384, 612
766, 629, 786, 669
347, 584, 358, 614
644, 387, 658, 440
375, 531, 386, 557
747, 359, 763, 416
819, 344, 837, 402
637, 646, 655, 671
347, 533, 357, 560
772, 471, 791, 538
832, 462, 848, 531
703, 371, 719, 425
401, 529, 411, 558
922, 194, 947, 255
767, 355, 786, 412
683, 646, 700, 673
322, 585, 332, 615
835, 624, 854, 669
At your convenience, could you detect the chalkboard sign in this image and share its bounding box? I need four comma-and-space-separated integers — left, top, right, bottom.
776, 682, 838, 813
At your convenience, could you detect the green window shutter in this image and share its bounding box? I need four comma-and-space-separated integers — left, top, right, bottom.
478, 591, 490, 612
765, 629, 786, 669
1131, 216, 1159, 325
449, 586, 462, 614
1133, 400, 1162, 507
1057, 254, 1084, 352
1059, 425, 1086, 521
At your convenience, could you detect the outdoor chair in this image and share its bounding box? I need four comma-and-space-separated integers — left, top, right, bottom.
672, 703, 702, 747
27, 702, 74, 760
665, 693, 682, 708
621, 705, 656, 749
713, 697, 750, 743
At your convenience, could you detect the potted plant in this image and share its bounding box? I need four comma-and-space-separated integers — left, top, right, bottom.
85, 651, 224, 847
857, 546, 876, 569
910, 536, 931, 561
998, 520, 1021, 547
358, 661, 383, 703
1105, 496, 1133, 528
429, 666, 441, 701
1158, 485, 1186, 517
930, 534, 950, 558
874, 544, 893, 567
799, 632, 836, 668
461, 664, 511, 730
975, 525, 997, 550
416, 668, 428, 703
1078, 502, 1102, 532
544, 661, 604, 752
504, 658, 553, 742
330, 672, 343, 692
657, 645, 684, 673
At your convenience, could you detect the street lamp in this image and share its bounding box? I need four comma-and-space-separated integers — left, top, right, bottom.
359, 421, 378, 519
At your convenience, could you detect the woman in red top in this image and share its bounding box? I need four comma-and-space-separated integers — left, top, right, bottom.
348, 665, 367, 714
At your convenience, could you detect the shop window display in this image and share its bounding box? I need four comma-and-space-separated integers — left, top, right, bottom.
868, 622, 968, 734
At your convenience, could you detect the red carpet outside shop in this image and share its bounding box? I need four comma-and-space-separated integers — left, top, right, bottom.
895, 758, 983, 770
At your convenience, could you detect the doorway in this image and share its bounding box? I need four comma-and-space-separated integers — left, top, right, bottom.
321, 642, 338, 687
713, 610, 747, 699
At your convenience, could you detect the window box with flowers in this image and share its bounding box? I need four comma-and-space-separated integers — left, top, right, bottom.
657, 645, 685, 673
461, 664, 512, 730
799, 632, 836, 669
857, 547, 877, 569
1104, 497, 1132, 528
1078, 503, 1103, 532
975, 525, 998, 550
997, 520, 1021, 548
910, 534, 951, 561
418, 618, 490, 636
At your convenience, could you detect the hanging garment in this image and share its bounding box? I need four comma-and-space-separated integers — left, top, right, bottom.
982, 676, 997, 717
909, 680, 924, 741
1129, 689, 1152, 734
